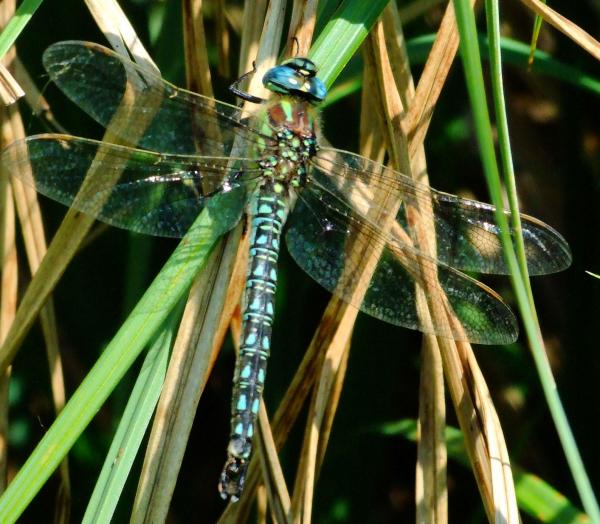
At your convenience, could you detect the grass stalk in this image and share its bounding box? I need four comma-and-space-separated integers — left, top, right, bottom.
453, 0, 600, 520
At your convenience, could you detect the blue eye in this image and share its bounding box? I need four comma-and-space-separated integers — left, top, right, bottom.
262, 58, 327, 103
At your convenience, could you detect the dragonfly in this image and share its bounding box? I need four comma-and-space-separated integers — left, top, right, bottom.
2, 41, 571, 501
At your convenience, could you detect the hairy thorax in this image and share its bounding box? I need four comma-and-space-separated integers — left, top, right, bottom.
254, 97, 320, 191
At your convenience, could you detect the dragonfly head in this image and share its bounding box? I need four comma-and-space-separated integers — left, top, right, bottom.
262, 57, 327, 104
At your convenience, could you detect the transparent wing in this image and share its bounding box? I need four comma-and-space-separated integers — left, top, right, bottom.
2, 134, 256, 237
313, 147, 572, 276
43, 41, 274, 155
285, 182, 518, 345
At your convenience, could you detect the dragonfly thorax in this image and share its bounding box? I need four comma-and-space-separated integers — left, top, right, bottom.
257, 98, 319, 190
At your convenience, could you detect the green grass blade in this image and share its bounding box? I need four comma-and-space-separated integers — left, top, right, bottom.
0, 208, 224, 523
82, 303, 183, 524
453, 0, 600, 520
0, 0, 43, 59
405, 34, 600, 96
484, 1, 533, 307
528, 8, 545, 67
309, 0, 390, 88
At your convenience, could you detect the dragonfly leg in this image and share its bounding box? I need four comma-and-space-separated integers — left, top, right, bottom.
230, 61, 265, 104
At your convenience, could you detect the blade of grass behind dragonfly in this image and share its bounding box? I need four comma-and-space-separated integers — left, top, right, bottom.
290, 9, 413, 517
309, 0, 391, 87
1, 4, 70, 519
374, 6, 449, 522
365, 12, 453, 524
0, 100, 18, 502
483, 0, 600, 521
374, 2, 522, 521
82, 301, 183, 524
128, 5, 233, 521
2, 36, 71, 524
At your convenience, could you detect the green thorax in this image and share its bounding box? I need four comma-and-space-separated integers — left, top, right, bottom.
254, 96, 319, 190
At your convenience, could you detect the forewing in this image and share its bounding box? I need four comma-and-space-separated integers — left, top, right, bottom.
2, 134, 254, 237
313, 147, 572, 276
43, 41, 273, 155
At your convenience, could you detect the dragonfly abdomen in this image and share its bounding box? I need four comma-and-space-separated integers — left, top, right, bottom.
218, 182, 289, 501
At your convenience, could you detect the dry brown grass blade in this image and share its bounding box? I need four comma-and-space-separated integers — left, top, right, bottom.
0, 112, 17, 496
289, 323, 349, 522
519, 0, 600, 62
286, 0, 319, 57
372, 5, 450, 522
314, 342, 350, 474
249, 0, 288, 96
131, 234, 242, 523
183, 0, 214, 98
405, 1, 464, 165
0, 1, 19, 496
290, 305, 359, 524
129, 3, 247, 519
290, 336, 351, 524
0, 0, 23, 108
255, 402, 291, 523
0, 2, 71, 516
216, 0, 231, 77
238, 0, 267, 76
370, 3, 519, 521
0, 63, 23, 106
416, 336, 447, 523
84, 0, 157, 69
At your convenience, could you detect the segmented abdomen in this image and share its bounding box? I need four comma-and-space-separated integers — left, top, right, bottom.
218, 181, 288, 500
